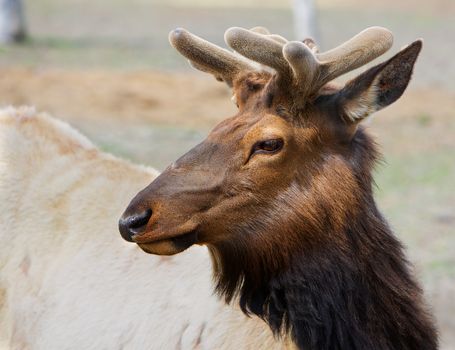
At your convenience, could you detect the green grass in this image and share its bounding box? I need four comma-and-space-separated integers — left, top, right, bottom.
375, 150, 453, 194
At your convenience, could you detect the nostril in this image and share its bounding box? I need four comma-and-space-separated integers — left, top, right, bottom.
119, 208, 153, 242
129, 209, 153, 230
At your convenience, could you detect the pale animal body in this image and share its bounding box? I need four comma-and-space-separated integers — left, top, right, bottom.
0, 107, 289, 349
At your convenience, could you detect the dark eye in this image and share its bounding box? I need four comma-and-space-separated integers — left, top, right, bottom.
251, 138, 284, 156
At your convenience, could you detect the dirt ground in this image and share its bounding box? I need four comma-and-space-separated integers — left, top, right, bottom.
0, 0, 454, 347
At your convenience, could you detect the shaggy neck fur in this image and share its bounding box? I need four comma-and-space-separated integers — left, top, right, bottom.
209, 130, 437, 350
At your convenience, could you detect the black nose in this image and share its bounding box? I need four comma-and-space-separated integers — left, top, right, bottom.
118, 209, 153, 242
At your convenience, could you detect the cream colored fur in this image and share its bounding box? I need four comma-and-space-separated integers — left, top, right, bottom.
0, 107, 292, 349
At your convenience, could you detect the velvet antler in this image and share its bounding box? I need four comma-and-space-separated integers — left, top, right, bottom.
170, 26, 393, 103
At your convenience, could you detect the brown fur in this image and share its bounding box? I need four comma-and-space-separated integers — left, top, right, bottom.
120, 36, 437, 349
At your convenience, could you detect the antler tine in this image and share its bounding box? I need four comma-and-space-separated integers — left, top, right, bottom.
250, 26, 270, 35
303, 38, 319, 54
225, 27, 290, 76
250, 27, 288, 44
188, 61, 224, 82
169, 28, 255, 86
316, 27, 393, 89
282, 27, 393, 99
283, 41, 319, 96
267, 34, 288, 44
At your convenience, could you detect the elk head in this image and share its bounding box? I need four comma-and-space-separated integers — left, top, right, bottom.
119, 26, 422, 299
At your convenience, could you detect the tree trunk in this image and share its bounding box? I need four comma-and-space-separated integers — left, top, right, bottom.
0, 0, 26, 44
292, 0, 318, 42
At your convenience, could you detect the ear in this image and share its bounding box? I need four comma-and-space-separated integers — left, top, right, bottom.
336, 40, 422, 124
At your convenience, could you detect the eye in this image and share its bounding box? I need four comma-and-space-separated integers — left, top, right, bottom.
251, 138, 284, 156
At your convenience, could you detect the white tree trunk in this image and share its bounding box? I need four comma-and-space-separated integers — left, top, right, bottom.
292, 0, 318, 42
0, 0, 26, 44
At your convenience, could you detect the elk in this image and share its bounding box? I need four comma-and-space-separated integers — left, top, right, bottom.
120, 27, 438, 349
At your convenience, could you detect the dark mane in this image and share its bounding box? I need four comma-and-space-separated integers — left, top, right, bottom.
208, 129, 438, 350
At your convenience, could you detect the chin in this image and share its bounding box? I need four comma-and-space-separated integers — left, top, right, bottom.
137, 231, 198, 255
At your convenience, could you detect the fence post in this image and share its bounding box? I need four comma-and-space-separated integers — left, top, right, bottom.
292, 0, 318, 42
0, 0, 27, 44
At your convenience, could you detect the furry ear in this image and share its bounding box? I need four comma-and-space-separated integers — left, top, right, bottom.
336, 40, 422, 124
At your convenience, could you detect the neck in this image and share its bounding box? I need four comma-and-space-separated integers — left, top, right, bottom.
210, 203, 437, 350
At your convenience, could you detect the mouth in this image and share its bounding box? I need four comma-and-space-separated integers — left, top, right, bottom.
136, 230, 199, 255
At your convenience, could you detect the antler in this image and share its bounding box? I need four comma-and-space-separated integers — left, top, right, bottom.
169, 26, 393, 102
169, 28, 256, 86
282, 27, 394, 97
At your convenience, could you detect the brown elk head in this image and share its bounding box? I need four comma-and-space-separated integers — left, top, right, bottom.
119, 26, 422, 302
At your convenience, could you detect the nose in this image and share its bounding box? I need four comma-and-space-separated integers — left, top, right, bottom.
118, 209, 153, 242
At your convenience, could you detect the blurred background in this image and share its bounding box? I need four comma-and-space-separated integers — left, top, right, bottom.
0, 0, 453, 347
